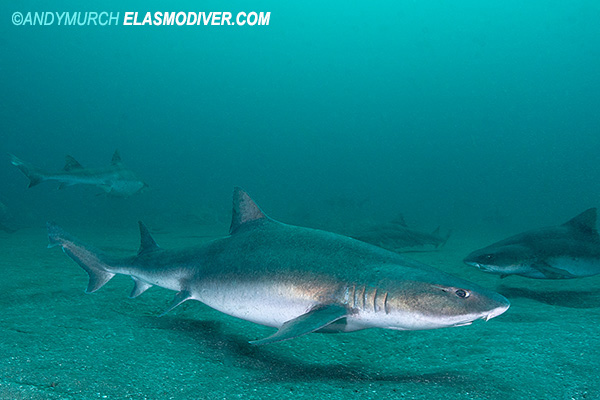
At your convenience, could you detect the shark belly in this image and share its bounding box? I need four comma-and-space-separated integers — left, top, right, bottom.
550, 257, 600, 278
194, 279, 329, 328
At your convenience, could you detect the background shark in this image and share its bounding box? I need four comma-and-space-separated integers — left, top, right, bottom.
10, 151, 147, 197
48, 188, 509, 345
464, 208, 600, 279
351, 214, 451, 252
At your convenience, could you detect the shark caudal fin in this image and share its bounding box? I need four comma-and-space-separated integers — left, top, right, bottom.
439, 229, 452, 248
9, 154, 46, 188
47, 222, 116, 293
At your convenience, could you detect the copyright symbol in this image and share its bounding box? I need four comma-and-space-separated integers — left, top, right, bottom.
12, 12, 23, 25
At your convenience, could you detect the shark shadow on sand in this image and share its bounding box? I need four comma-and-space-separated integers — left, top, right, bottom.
145, 315, 508, 389
497, 285, 600, 309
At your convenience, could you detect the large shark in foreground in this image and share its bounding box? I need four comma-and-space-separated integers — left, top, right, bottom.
10, 151, 147, 197
464, 208, 600, 279
48, 188, 509, 345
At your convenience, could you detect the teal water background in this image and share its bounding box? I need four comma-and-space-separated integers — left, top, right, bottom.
1, 1, 599, 232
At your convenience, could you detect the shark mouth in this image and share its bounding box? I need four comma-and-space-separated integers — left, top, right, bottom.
484, 303, 510, 321
453, 303, 510, 327
465, 261, 494, 272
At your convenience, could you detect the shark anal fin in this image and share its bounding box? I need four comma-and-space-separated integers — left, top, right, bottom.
138, 221, 160, 255
129, 278, 152, 298
159, 290, 192, 317
249, 304, 348, 346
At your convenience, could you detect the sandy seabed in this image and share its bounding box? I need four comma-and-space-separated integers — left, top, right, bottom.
1, 225, 599, 400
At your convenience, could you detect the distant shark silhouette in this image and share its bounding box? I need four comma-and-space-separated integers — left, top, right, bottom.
48, 188, 509, 345
10, 151, 147, 197
464, 208, 600, 279
352, 215, 451, 251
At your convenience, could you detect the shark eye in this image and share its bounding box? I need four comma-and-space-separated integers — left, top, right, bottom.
484, 254, 494, 261
455, 289, 470, 298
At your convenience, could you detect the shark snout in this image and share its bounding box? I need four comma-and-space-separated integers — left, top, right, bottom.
483, 299, 510, 321
464, 260, 487, 270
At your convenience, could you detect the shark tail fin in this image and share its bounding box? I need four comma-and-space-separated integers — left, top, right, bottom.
438, 229, 452, 248
9, 154, 45, 188
47, 222, 116, 293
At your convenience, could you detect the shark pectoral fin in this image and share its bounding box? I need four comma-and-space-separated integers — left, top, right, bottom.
533, 262, 575, 279
129, 278, 152, 298
158, 290, 192, 317
249, 304, 348, 346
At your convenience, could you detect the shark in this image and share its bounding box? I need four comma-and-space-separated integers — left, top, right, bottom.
48, 188, 509, 345
10, 151, 147, 197
464, 208, 600, 279
352, 215, 451, 252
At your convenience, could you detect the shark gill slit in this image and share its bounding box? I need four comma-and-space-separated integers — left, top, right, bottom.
383, 291, 389, 314
372, 287, 379, 313
359, 285, 366, 311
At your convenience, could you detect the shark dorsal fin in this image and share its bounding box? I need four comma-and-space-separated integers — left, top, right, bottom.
230, 187, 268, 234
111, 150, 123, 166
391, 214, 407, 227
64, 155, 84, 171
563, 208, 597, 234
138, 221, 160, 255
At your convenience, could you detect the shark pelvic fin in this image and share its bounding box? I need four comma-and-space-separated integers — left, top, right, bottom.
159, 290, 192, 317
563, 208, 597, 235
533, 262, 576, 279
138, 221, 160, 255
249, 304, 348, 346
230, 187, 269, 234
111, 150, 122, 166
129, 277, 152, 298
64, 155, 84, 171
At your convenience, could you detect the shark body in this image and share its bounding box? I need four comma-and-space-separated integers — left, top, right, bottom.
464, 208, 600, 279
10, 151, 147, 197
49, 188, 509, 345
